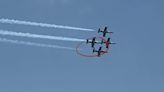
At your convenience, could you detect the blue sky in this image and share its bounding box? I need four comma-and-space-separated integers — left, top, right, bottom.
0, 0, 164, 92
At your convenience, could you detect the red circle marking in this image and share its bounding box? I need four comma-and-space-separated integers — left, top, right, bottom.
76, 36, 110, 57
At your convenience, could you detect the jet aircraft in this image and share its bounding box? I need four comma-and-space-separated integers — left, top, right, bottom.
93, 47, 107, 57
100, 38, 116, 48
86, 37, 97, 48
98, 26, 113, 37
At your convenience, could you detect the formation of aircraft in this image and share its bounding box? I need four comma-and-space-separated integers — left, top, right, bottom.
86, 26, 115, 57
98, 26, 113, 37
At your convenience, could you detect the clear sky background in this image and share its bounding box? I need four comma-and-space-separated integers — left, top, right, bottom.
0, 0, 164, 92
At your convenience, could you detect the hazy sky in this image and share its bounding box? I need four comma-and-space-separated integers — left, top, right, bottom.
0, 0, 164, 92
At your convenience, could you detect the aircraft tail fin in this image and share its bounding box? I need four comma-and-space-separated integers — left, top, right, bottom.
86, 39, 88, 43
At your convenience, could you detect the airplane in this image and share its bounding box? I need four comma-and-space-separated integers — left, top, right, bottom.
86, 37, 97, 48
100, 38, 116, 48
93, 47, 107, 57
98, 26, 113, 37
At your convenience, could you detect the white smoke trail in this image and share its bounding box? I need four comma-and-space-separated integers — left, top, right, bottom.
0, 29, 86, 42
0, 37, 75, 50
0, 18, 95, 32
